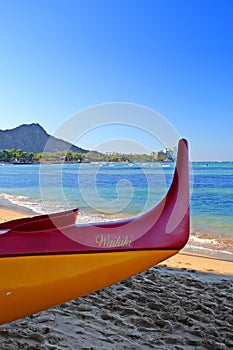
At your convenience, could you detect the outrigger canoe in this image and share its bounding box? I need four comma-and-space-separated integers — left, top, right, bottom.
0, 139, 189, 324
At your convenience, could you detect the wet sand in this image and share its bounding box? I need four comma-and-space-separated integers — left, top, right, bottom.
0, 209, 232, 349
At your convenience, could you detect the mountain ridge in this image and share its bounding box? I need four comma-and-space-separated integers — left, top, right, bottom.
0, 123, 88, 153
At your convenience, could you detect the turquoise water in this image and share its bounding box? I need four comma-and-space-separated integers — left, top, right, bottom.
0, 161, 233, 258
190, 162, 233, 235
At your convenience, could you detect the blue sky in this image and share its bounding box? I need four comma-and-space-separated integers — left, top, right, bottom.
0, 0, 232, 160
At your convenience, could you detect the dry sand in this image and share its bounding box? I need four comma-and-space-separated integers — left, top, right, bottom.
0, 209, 232, 350
0, 208, 29, 223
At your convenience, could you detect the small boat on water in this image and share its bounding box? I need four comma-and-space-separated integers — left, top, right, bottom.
0, 139, 189, 325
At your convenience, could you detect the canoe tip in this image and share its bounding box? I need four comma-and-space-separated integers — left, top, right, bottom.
179, 138, 188, 144
178, 138, 189, 150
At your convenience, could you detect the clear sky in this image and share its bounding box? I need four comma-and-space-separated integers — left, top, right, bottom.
0, 0, 232, 160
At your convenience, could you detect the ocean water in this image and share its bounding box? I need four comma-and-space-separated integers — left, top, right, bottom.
0, 161, 232, 260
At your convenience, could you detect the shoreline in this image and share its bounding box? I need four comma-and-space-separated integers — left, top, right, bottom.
0, 208, 30, 223
0, 196, 37, 217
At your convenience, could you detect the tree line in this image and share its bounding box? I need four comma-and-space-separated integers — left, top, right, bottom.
0, 149, 159, 164
0, 149, 38, 163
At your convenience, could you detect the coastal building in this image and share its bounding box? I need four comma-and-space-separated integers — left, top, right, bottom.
166, 147, 177, 161
152, 147, 177, 161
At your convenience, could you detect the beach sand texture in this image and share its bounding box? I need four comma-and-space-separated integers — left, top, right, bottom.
0, 209, 232, 350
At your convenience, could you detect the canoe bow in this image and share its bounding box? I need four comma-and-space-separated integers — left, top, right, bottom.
0, 138, 189, 324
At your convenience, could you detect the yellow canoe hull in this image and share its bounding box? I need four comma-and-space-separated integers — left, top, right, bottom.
0, 249, 178, 324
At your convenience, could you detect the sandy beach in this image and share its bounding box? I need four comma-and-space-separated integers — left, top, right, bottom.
0, 208, 232, 349
0, 208, 29, 223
